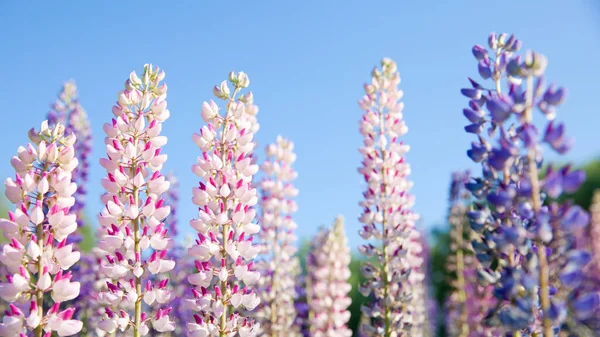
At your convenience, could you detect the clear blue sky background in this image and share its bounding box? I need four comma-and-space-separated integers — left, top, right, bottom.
1, 1, 599, 249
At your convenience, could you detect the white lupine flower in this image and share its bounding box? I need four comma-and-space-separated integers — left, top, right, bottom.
357, 58, 427, 336
187, 71, 261, 336
96, 64, 175, 335
0, 122, 82, 336
307, 216, 353, 337
253, 136, 302, 337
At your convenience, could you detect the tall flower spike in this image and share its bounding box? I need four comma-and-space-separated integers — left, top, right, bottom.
0, 121, 82, 336
47, 80, 92, 238
186, 71, 261, 337
462, 33, 597, 336
254, 136, 300, 337
306, 216, 352, 337
357, 57, 426, 337
96, 64, 175, 336
444, 171, 499, 337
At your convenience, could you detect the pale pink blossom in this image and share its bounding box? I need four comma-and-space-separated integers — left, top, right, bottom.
357, 58, 427, 337
0, 121, 82, 337
253, 136, 301, 337
307, 216, 353, 337
96, 64, 175, 336
186, 71, 261, 336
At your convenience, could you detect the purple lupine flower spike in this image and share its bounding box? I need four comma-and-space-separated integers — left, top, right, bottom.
462, 32, 597, 336
293, 271, 310, 337
444, 171, 500, 337
47, 80, 92, 240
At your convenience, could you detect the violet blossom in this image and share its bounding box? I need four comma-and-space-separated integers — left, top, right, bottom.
444, 171, 500, 337
47, 80, 92, 238
462, 32, 597, 336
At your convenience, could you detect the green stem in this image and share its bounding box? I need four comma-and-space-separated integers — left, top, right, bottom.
377, 84, 392, 337
133, 185, 141, 337
34, 158, 51, 337
218, 87, 239, 337
455, 222, 469, 337
522, 75, 552, 337
34, 222, 44, 337
219, 223, 229, 337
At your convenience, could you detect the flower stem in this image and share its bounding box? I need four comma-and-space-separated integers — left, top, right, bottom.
220, 224, 229, 337
34, 159, 51, 337
133, 185, 141, 337
34, 221, 44, 337
522, 74, 552, 337
377, 89, 392, 337
455, 221, 469, 337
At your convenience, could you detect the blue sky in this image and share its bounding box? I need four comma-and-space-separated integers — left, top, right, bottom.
1, 1, 599, 249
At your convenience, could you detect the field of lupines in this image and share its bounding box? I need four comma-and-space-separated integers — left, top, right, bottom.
0, 31, 598, 337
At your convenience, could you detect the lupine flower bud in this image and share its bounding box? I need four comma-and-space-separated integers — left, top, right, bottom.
253, 136, 301, 337
96, 64, 175, 336
357, 58, 427, 337
307, 216, 352, 337
0, 121, 82, 336
186, 71, 261, 337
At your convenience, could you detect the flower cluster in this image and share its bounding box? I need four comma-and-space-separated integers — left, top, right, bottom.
357, 57, 426, 337
254, 136, 300, 337
292, 272, 310, 337
148, 172, 192, 337
306, 216, 352, 337
0, 121, 82, 336
444, 171, 499, 337
462, 33, 597, 336
96, 64, 175, 336
185, 71, 261, 337
47, 80, 92, 237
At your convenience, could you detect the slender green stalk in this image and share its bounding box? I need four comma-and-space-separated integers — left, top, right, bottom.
521, 74, 552, 337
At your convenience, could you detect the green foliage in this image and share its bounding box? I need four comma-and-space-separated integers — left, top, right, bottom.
0, 195, 8, 244
428, 228, 451, 337
570, 159, 600, 209
78, 213, 96, 252
347, 256, 367, 335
